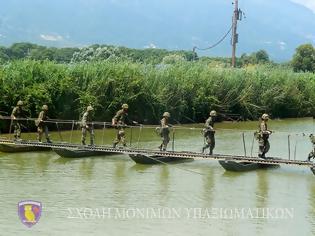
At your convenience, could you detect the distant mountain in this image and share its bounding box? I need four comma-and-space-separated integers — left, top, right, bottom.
0, 0, 314, 61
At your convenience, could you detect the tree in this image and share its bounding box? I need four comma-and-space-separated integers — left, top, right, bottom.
255, 50, 269, 63
292, 44, 315, 73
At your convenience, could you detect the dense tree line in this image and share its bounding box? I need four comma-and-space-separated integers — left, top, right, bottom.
1, 42, 314, 72
0, 43, 197, 65
0, 60, 314, 125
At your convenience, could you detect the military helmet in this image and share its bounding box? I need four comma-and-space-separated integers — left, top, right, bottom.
17, 100, 23, 106
163, 112, 170, 118
42, 105, 48, 111
122, 103, 129, 109
87, 105, 93, 111
261, 113, 269, 120
209, 110, 217, 116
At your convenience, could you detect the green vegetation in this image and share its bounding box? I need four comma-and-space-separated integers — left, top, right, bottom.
292, 44, 315, 73
0, 60, 314, 124
0, 43, 197, 65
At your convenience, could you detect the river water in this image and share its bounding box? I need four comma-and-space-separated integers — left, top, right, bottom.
0, 118, 314, 235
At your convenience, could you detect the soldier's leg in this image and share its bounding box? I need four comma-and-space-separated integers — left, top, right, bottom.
209, 135, 215, 155
263, 140, 270, 157
113, 129, 121, 147
13, 122, 20, 139
16, 123, 21, 139
165, 134, 170, 151
258, 139, 264, 158
120, 129, 126, 147
89, 128, 95, 145
37, 126, 43, 142
202, 135, 211, 152
81, 128, 87, 145
13, 123, 18, 139
162, 133, 170, 151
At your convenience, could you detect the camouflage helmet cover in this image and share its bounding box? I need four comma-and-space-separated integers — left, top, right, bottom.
209, 110, 217, 116
163, 112, 170, 118
261, 113, 269, 120
42, 105, 48, 111
122, 104, 129, 109
87, 105, 93, 111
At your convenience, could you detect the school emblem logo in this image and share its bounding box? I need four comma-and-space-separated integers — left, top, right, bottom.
18, 200, 42, 228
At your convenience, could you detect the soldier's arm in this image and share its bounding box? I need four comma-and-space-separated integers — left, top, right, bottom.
38, 111, 44, 121
112, 110, 121, 125
82, 113, 88, 127
205, 118, 214, 130
260, 123, 271, 134
161, 118, 167, 128
11, 107, 17, 119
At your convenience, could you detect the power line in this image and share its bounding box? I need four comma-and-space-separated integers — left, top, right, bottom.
193, 25, 233, 51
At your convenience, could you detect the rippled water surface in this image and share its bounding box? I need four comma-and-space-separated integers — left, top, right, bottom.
0, 118, 314, 235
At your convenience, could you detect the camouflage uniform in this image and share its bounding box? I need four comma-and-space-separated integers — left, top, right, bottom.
81, 106, 94, 145
158, 112, 171, 151
202, 115, 216, 155
36, 105, 51, 142
258, 114, 271, 158
112, 109, 129, 147
11, 102, 23, 140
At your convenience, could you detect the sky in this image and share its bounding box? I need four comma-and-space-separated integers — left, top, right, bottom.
291, 0, 315, 13
0, 0, 314, 61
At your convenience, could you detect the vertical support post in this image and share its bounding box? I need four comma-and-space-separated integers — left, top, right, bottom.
102, 122, 106, 145
70, 120, 74, 143
294, 137, 297, 161
56, 122, 63, 142
172, 128, 175, 152
9, 118, 13, 140
288, 135, 291, 160
250, 133, 255, 157
130, 126, 133, 147
242, 132, 247, 157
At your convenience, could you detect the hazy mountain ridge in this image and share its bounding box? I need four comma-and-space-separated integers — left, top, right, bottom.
0, 0, 314, 61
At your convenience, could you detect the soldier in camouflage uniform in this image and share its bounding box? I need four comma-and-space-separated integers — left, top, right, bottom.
307, 134, 315, 161
202, 110, 217, 155
112, 104, 137, 148
81, 105, 94, 145
258, 113, 272, 159
10, 100, 24, 140
158, 112, 171, 151
35, 105, 51, 143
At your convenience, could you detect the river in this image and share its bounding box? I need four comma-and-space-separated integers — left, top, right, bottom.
0, 118, 314, 235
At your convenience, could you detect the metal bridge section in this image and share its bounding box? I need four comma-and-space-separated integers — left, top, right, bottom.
0, 138, 313, 168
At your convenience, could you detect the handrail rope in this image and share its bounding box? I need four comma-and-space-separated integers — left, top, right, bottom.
0, 116, 313, 135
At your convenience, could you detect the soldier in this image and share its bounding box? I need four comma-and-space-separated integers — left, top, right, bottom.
202, 110, 217, 155
10, 100, 24, 140
112, 103, 137, 148
307, 134, 315, 161
81, 105, 94, 145
158, 112, 171, 151
258, 113, 272, 159
35, 105, 51, 143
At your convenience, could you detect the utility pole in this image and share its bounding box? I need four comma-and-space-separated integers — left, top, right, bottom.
231, 0, 239, 67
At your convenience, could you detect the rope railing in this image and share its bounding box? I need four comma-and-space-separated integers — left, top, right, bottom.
0, 115, 313, 136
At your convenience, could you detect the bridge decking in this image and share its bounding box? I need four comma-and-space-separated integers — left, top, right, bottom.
0, 138, 313, 168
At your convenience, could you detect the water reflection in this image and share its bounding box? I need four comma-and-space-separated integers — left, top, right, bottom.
79, 159, 95, 180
